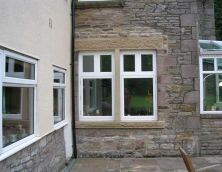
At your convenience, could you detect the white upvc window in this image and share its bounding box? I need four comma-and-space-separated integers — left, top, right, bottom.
53, 67, 66, 126
120, 50, 157, 121
79, 51, 114, 121
200, 55, 222, 113
0, 50, 37, 154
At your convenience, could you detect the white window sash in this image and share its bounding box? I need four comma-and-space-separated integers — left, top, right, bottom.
79, 51, 114, 77
200, 55, 222, 114
53, 67, 66, 125
120, 50, 157, 121
79, 76, 114, 121
0, 49, 37, 154
120, 75, 157, 121
3, 51, 37, 85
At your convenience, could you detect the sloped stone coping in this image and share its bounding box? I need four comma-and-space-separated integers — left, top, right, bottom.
75, 121, 165, 128
201, 114, 222, 119
75, 0, 124, 9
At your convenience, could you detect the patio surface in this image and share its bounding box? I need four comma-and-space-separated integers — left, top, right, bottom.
65, 156, 222, 172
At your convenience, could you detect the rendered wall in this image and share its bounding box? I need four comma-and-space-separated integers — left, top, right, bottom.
0, 0, 73, 167
75, 0, 219, 157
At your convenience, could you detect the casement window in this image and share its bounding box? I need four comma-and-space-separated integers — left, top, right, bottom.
53, 67, 66, 125
120, 50, 157, 121
78, 50, 157, 121
200, 55, 222, 113
0, 50, 37, 153
79, 51, 114, 121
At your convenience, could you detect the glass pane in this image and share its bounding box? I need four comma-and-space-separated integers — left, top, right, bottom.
141, 54, 153, 71
53, 70, 65, 83
2, 87, 34, 148
100, 55, 111, 72
203, 58, 214, 71
217, 58, 222, 70
53, 88, 65, 124
203, 74, 221, 111
83, 55, 94, 72
6, 57, 35, 80
124, 78, 153, 116
124, 55, 135, 72
83, 79, 112, 116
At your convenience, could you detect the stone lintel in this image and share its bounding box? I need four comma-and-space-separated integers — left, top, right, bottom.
76, 121, 165, 129
75, 37, 164, 50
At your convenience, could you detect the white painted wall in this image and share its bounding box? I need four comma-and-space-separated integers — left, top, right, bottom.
0, 0, 73, 159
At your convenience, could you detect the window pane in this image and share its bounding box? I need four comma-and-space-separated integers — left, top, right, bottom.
6, 57, 35, 80
203, 74, 219, 111
124, 78, 153, 116
53, 88, 65, 124
83, 79, 112, 116
203, 58, 214, 71
141, 54, 153, 71
2, 87, 21, 114
53, 70, 65, 84
100, 55, 111, 72
217, 58, 222, 70
2, 87, 34, 148
124, 55, 135, 72
83, 55, 94, 72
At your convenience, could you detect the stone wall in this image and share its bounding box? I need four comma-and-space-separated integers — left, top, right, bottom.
0, 128, 66, 171
197, 0, 215, 40
75, 0, 219, 157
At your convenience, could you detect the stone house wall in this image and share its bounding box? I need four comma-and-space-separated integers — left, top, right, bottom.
0, 129, 66, 171
75, 0, 221, 157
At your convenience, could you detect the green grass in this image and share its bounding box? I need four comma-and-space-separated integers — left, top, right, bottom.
130, 96, 151, 108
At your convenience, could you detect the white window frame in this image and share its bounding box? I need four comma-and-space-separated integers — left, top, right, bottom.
79, 51, 115, 121
0, 50, 37, 154
53, 66, 66, 127
200, 55, 222, 114
120, 50, 157, 121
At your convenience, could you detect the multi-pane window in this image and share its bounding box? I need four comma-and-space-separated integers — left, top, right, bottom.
53, 67, 66, 125
200, 56, 222, 113
0, 50, 37, 153
79, 50, 157, 121
79, 51, 114, 121
121, 50, 157, 121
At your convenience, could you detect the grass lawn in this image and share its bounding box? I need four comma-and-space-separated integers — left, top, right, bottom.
130, 95, 151, 108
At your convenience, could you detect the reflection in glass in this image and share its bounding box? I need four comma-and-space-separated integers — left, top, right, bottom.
141, 54, 153, 71
5, 57, 35, 79
124, 55, 135, 72
100, 55, 111, 72
203, 58, 214, 71
53, 88, 65, 124
53, 70, 65, 84
124, 78, 153, 116
83, 79, 112, 116
83, 55, 94, 72
203, 74, 218, 111
2, 87, 34, 148
217, 58, 222, 70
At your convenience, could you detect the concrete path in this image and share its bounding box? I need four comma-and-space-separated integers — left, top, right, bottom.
67, 157, 222, 172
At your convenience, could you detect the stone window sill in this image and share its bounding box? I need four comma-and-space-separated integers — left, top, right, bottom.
75, 121, 165, 129
201, 114, 222, 119
75, 0, 124, 9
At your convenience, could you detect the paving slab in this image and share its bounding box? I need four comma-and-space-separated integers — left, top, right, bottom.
68, 157, 222, 172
